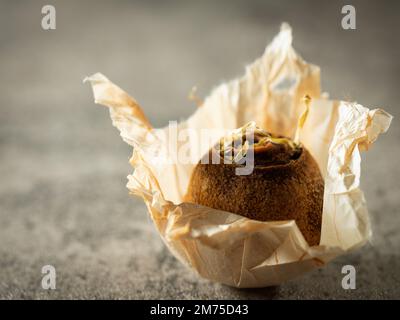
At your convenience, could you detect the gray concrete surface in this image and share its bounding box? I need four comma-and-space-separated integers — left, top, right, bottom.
0, 0, 399, 299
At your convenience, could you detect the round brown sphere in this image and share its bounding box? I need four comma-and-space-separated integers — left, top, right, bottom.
184, 128, 324, 246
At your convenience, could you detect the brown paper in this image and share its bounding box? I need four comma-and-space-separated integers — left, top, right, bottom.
85, 23, 392, 288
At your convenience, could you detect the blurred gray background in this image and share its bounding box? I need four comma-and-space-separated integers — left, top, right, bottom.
0, 0, 399, 299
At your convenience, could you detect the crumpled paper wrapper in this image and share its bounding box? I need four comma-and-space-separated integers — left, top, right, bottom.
85, 24, 392, 288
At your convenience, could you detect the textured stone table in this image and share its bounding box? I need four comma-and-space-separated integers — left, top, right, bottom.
0, 0, 399, 299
